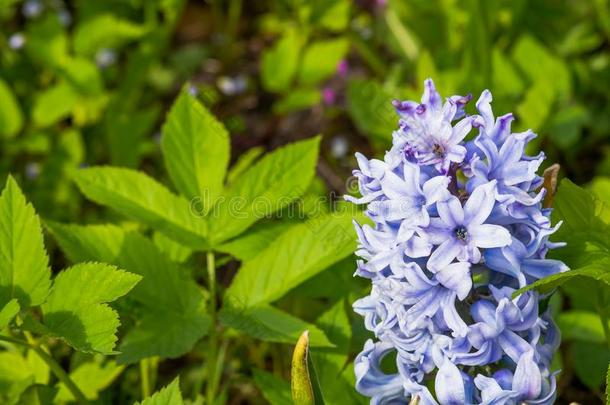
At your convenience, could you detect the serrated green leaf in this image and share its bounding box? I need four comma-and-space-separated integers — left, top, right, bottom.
209, 137, 320, 244
161, 88, 230, 206
0, 176, 51, 309
0, 299, 19, 329
135, 378, 183, 405
0, 79, 23, 138
41, 262, 141, 354
298, 38, 349, 86
514, 259, 610, 296
226, 211, 358, 307
253, 369, 292, 405
73, 167, 209, 249
73, 14, 146, 56
219, 304, 333, 347
46, 223, 210, 364
0, 352, 35, 405
261, 28, 303, 93
16, 384, 56, 405
550, 179, 610, 267
226, 147, 265, 185
55, 358, 124, 402
216, 221, 293, 261
152, 232, 192, 263
592, 177, 610, 205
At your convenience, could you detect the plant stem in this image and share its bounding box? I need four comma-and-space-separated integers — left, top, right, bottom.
140, 358, 151, 399
0, 335, 90, 404
384, 8, 418, 62
598, 289, 610, 349
206, 251, 218, 404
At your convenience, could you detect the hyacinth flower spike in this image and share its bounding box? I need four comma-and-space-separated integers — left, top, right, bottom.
347, 78, 567, 404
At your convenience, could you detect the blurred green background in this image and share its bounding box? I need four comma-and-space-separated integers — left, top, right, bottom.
1, 0, 609, 403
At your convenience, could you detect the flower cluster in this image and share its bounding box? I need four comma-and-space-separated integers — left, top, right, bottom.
347, 79, 567, 404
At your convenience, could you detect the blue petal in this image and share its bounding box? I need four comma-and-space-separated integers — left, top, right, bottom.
512, 350, 542, 400
435, 361, 466, 405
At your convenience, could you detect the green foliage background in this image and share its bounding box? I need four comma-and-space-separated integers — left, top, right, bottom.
0, 0, 609, 403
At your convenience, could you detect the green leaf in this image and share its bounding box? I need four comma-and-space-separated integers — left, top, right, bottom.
550, 179, 610, 267
219, 304, 333, 347
273, 88, 322, 114
515, 259, 610, 296
0, 79, 23, 138
161, 88, 230, 205
226, 147, 265, 185
209, 137, 320, 245
308, 0, 350, 32
153, 232, 192, 264
311, 301, 365, 405
56, 57, 104, 96
135, 378, 183, 405
105, 106, 160, 168
16, 384, 56, 405
315, 300, 350, 352
41, 262, 141, 354
572, 341, 610, 390
346, 79, 395, 143
558, 310, 608, 344
31, 83, 78, 128
74, 167, 209, 249
0, 299, 19, 329
491, 48, 524, 97
0, 176, 51, 309
226, 210, 358, 307
261, 27, 303, 93
73, 14, 146, 56
512, 35, 571, 100
0, 352, 36, 404
25, 14, 68, 66
591, 177, 610, 205
46, 223, 210, 364
216, 221, 293, 261
253, 369, 292, 405
55, 358, 124, 402
298, 38, 349, 86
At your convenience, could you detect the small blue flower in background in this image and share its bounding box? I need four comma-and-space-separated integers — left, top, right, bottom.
346, 79, 567, 404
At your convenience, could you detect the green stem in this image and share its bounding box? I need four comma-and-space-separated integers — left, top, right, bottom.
384, 8, 418, 62
0, 335, 90, 405
206, 251, 218, 404
226, 0, 243, 40
598, 289, 610, 349
140, 358, 151, 399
